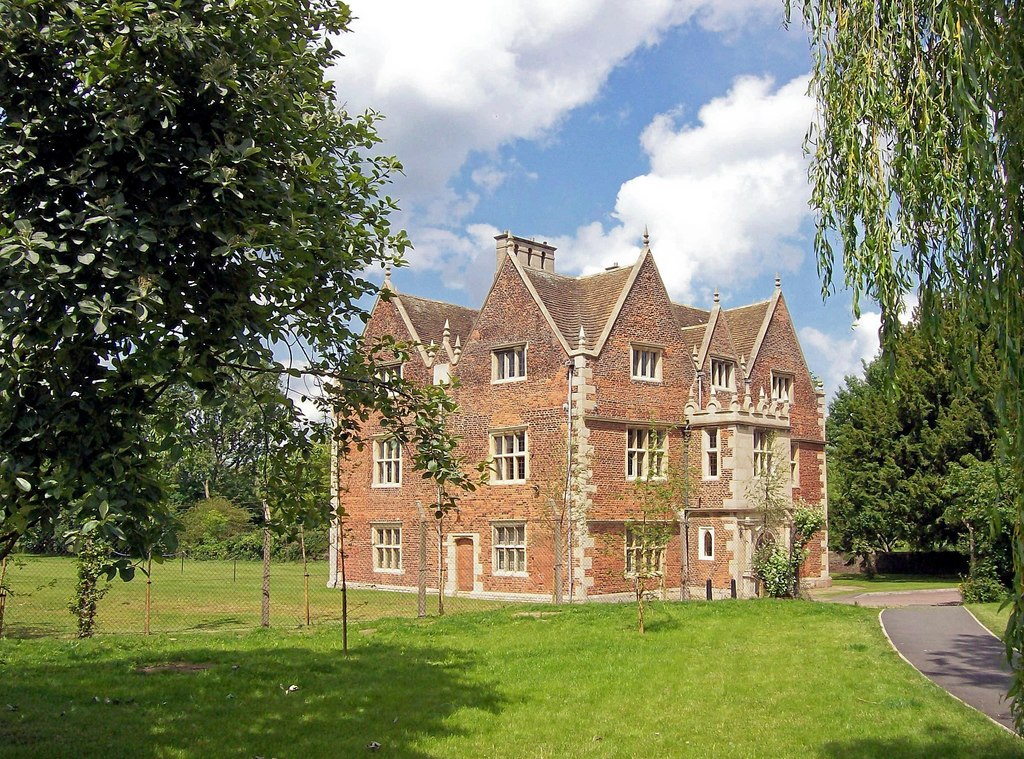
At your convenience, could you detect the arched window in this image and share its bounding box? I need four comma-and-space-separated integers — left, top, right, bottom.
698, 527, 714, 560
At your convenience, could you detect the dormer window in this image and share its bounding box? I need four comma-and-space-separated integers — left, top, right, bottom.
492, 344, 527, 382
710, 358, 734, 391
771, 372, 793, 403
376, 361, 403, 398
631, 345, 662, 382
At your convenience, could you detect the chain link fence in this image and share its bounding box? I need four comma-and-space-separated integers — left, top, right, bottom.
0, 551, 515, 639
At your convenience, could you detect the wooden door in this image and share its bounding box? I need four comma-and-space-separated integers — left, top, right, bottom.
455, 538, 474, 592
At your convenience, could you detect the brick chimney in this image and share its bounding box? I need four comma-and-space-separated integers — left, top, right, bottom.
495, 231, 556, 274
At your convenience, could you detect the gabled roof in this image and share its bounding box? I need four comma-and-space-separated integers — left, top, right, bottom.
398, 293, 478, 347
521, 265, 633, 350
371, 236, 786, 370
722, 300, 771, 363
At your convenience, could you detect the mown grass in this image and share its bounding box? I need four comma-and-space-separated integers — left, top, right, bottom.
816, 573, 960, 595
0, 601, 1019, 758
968, 602, 1012, 640
0, 555, 507, 637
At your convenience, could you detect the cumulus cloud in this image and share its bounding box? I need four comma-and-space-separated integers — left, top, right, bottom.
799, 294, 918, 399
551, 74, 815, 301
800, 314, 881, 399
330, 0, 784, 223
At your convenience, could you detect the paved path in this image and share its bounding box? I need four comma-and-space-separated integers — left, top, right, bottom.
820, 587, 962, 607
881, 605, 1016, 732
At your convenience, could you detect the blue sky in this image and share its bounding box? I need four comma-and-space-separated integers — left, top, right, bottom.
327, 1, 885, 398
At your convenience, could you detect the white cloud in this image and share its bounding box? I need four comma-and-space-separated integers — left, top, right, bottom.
551, 74, 815, 301
330, 0, 784, 226
800, 313, 881, 399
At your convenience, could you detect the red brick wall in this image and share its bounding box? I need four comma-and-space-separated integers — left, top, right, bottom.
337, 257, 829, 597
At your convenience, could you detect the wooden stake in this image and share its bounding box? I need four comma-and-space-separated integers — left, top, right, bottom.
144, 554, 152, 635
0, 556, 8, 639
300, 525, 310, 626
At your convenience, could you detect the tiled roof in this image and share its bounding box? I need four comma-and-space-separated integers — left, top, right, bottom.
398, 293, 478, 347
679, 324, 706, 356
722, 300, 771, 363
671, 303, 710, 329
522, 265, 633, 349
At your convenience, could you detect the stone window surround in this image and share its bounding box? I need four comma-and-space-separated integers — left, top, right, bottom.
372, 437, 401, 487
492, 521, 527, 576
630, 343, 663, 382
625, 427, 667, 481
710, 356, 735, 391
703, 427, 720, 480
771, 371, 794, 403
371, 523, 403, 573
698, 526, 715, 561
490, 426, 529, 484
625, 527, 665, 576
491, 342, 528, 383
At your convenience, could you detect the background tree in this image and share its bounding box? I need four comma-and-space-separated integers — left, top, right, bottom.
943, 454, 1016, 601
827, 311, 998, 567
787, 0, 1024, 721
0, 1, 473, 568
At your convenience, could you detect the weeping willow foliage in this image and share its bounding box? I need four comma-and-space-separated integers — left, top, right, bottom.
787, 0, 1024, 725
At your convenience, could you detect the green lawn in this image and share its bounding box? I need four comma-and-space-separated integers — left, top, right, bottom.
0, 601, 1019, 758
967, 602, 1011, 640
815, 573, 960, 595
0, 555, 507, 637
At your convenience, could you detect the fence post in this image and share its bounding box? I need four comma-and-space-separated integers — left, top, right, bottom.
145, 553, 152, 635
0, 556, 8, 639
300, 525, 310, 626
261, 498, 271, 628
416, 500, 427, 618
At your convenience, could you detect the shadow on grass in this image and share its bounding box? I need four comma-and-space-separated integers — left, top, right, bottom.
821, 725, 1021, 758
0, 636, 506, 758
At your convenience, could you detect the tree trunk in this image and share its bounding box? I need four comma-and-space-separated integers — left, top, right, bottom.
437, 514, 445, 616
635, 577, 646, 634
417, 500, 427, 618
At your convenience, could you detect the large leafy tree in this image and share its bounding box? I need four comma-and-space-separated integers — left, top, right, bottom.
0, 1, 474, 567
787, 0, 1024, 722
828, 312, 998, 559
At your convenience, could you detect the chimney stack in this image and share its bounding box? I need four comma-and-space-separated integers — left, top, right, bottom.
494, 231, 556, 274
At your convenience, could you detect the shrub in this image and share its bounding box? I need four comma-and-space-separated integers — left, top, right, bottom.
753, 545, 794, 598
180, 497, 253, 550
960, 560, 1007, 604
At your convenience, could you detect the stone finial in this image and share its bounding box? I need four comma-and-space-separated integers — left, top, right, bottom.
775, 273, 781, 289
453, 335, 462, 362
739, 355, 747, 375
713, 288, 720, 305
427, 339, 436, 357
442, 319, 450, 342
642, 225, 650, 248
757, 385, 769, 413
577, 326, 586, 351
707, 384, 720, 413
691, 344, 699, 370
384, 262, 392, 281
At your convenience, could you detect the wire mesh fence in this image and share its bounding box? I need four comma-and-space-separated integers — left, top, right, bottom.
0, 553, 516, 639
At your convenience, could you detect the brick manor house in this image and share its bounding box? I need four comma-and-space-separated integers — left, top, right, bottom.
328, 231, 829, 601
